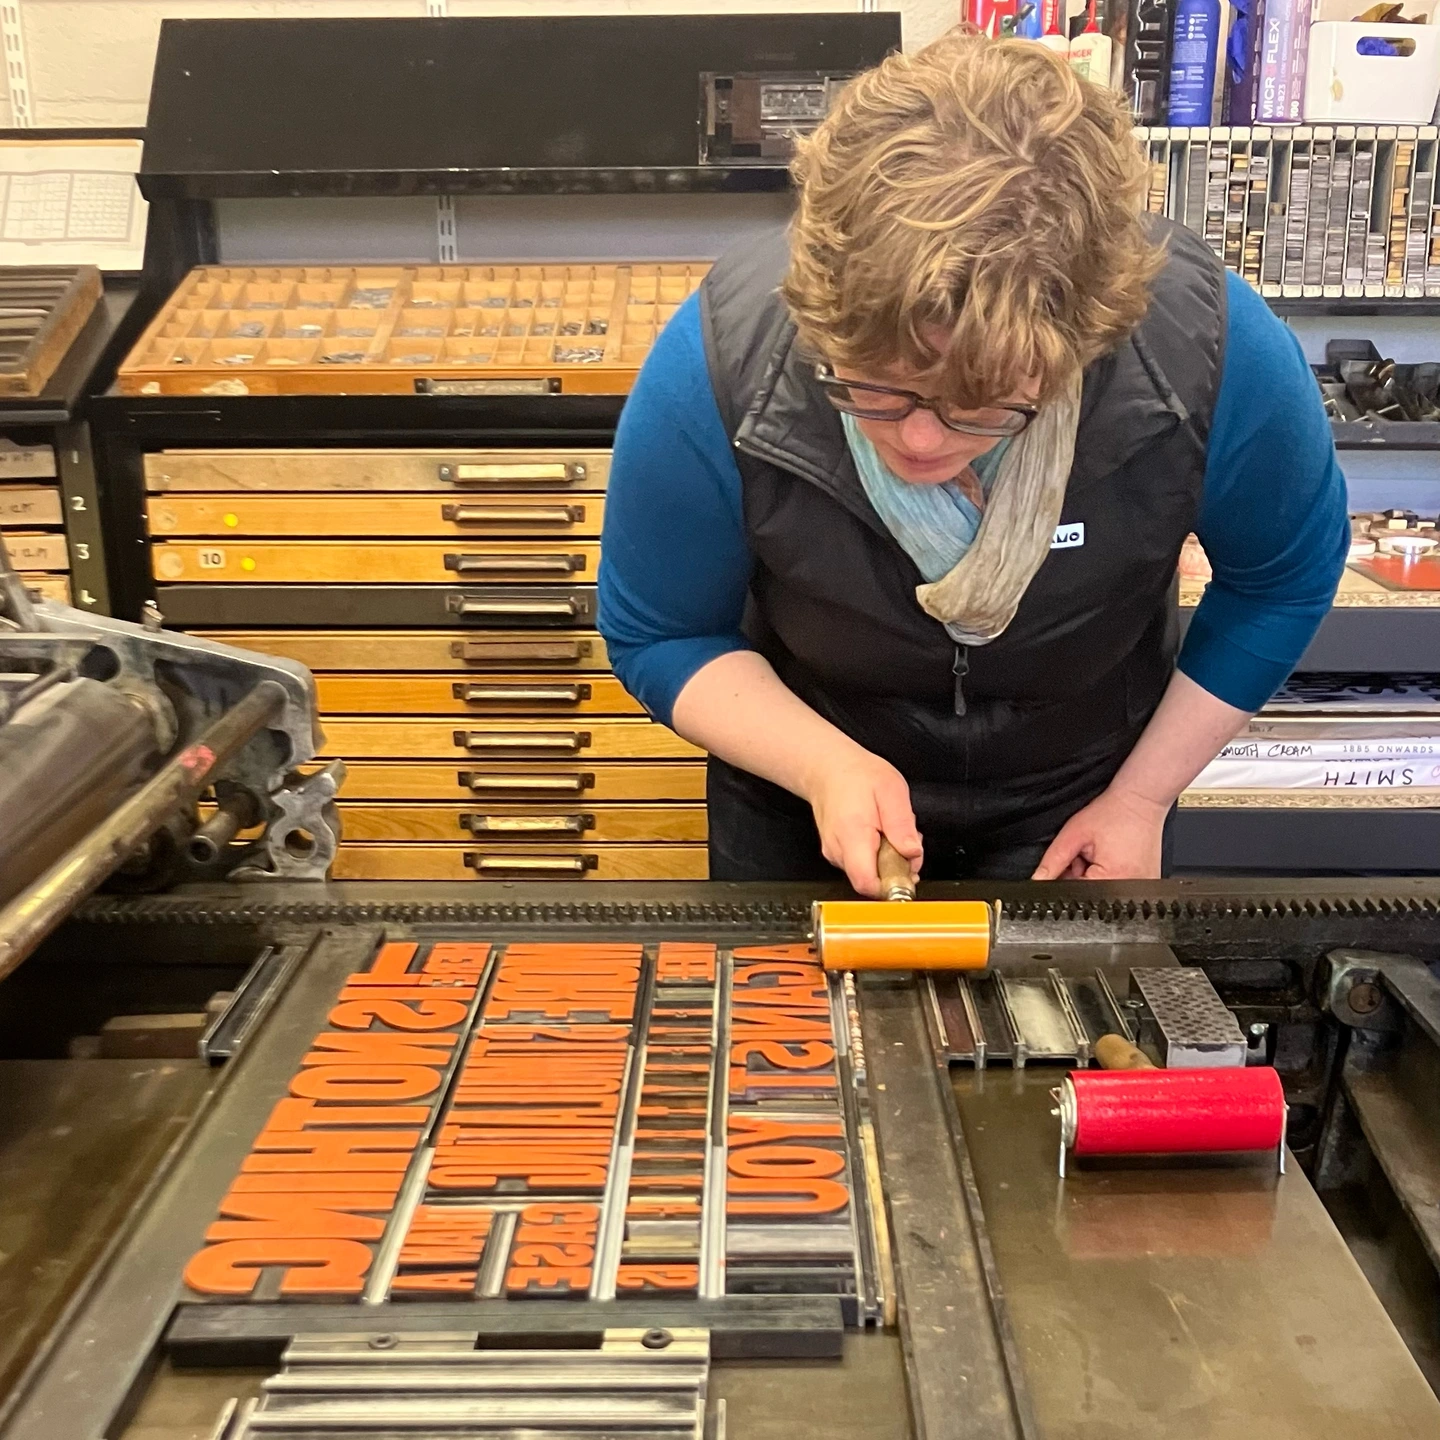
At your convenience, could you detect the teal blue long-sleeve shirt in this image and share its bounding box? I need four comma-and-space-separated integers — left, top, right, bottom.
599, 272, 1349, 725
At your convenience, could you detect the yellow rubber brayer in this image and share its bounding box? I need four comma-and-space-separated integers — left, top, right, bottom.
812, 837, 994, 972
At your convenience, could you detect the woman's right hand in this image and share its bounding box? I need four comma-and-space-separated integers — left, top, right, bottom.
804, 749, 923, 897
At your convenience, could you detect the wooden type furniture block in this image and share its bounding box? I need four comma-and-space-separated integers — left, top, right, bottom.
0, 266, 102, 397
313, 673, 643, 716
331, 842, 709, 880
147, 492, 606, 538
151, 539, 602, 584
335, 802, 707, 843
318, 761, 707, 803
192, 630, 613, 671
318, 718, 702, 761
118, 264, 706, 396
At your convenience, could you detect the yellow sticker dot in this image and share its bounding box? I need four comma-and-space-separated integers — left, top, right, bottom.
224, 512, 239, 527
241, 557, 256, 572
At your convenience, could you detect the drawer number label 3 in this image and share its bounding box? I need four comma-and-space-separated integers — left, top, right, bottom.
198, 548, 226, 569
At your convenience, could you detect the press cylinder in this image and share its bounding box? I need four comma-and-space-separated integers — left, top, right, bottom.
1057, 1067, 1286, 1158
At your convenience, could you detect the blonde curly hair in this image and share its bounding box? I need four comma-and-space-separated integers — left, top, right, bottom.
783, 28, 1165, 409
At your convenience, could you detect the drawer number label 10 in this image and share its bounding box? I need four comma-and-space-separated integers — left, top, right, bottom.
198, 549, 226, 569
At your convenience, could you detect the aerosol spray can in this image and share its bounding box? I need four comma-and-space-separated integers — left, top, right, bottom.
1167, 0, 1221, 124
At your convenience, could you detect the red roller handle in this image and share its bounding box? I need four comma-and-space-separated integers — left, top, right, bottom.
1067, 1067, 1286, 1157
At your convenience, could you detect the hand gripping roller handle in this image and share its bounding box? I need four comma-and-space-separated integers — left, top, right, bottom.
812, 837, 995, 972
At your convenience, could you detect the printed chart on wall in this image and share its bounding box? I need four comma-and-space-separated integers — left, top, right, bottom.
0, 139, 147, 271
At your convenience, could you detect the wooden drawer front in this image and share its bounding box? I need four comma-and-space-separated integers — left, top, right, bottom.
331, 761, 707, 802
5, 532, 67, 571
145, 449, 609, 494
316, 674, 641, 716
152, 540, 600, 585
0, 485, 62, 527
333, 843, 709, 881
21, 573, 69, 603
147, 493, 606, 539
320, 718, 701, 761
338, 803, 706, 844
158, 586, 596, 630
194, 630, 611, 672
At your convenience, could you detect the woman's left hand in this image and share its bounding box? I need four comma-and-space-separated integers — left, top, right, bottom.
1031, 785, 1168, 881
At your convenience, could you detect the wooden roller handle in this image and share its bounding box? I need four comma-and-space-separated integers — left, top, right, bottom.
1094, 1034, 1156, 1070
877, 837, 917, 902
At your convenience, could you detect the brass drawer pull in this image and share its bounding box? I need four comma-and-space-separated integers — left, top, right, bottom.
446, 595, 581, 619
462, 813, 594, 836
454, 682, 590, 706
453, 729, 591, 754
465, 852, 598, 875
445, 552, 584, 576
442, 504, 584, 528
451, 638, 592, 664
458, 771, 595, 794
439, 461, 588, 487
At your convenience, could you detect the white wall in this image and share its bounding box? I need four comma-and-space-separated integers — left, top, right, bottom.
10, 0, 955, 130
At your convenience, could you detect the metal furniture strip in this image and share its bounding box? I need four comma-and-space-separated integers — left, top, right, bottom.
165, 1298, 842, 1366
860, 976, 1023, 1440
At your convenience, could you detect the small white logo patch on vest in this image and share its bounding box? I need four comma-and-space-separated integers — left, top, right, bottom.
1051, 522, 1085, 550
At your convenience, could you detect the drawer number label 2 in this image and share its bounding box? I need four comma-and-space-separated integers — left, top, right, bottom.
198, 548, 226, 569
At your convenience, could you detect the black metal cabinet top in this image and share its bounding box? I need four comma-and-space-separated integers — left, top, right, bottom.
140, 14, 901, 199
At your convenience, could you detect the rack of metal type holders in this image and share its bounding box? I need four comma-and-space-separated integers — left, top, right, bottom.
1137, 124, 1440, 306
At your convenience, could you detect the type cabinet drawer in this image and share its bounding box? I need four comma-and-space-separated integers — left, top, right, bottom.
144, 449, 609, 494
152, 540, 601, 584
332, 844, 709, 881
319, 718, 701, 761
193, 630, 612, 672
0, 486, 62, 527
158, 586, 597, 629
328, 761, 707, 802
147, 493, 607, 539
316, 674, 642, 716
337, 803, 706, 843
20, 573, 69, 603
4, 532, 67, 571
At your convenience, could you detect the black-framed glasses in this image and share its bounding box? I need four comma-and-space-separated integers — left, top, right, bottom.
814, 363, 1038, 438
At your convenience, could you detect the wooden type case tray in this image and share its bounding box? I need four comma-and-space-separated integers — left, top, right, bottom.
0, 266, 101, 396
119, 265, 707, 397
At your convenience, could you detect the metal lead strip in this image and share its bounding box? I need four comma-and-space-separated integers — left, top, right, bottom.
590, 948, 656, 1299
476, 1209, 518, 1298
923, 973, 950, 1052
1047, 969, 1092, 1065
698, 948, 732, 1299
830, 973, 879, 1324
1094, 968, 1134, 1041
992, 974, 1028, 1069
365, 942, 498, 1305
960, 977, 988, 1070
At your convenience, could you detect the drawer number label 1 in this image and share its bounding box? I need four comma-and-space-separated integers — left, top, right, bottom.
198, 548, 226, 570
